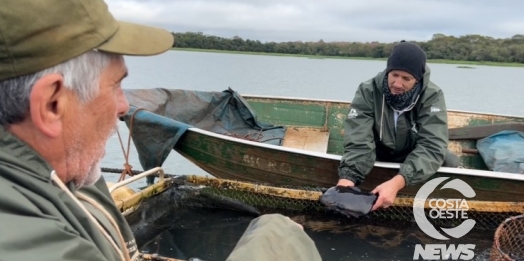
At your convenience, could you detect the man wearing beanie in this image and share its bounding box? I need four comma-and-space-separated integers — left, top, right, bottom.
0, 1, 321, 261
337, 41, 459, 211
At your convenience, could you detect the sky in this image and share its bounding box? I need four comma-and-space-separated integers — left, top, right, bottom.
105, 0, 524, 43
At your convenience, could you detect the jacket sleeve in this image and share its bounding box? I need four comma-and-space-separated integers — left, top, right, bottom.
399, 88, 448, 186
338, 81, 376, 185
226, 214, 322, 261
0, 212, 111, 261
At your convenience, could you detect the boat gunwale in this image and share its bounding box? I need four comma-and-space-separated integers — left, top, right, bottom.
242, 94, 524, 119
187, 127, 524, 182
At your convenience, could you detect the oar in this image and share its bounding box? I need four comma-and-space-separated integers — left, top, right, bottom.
183, 175, 524, 213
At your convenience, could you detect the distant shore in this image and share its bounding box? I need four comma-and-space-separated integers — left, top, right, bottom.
172, 48, 524, 68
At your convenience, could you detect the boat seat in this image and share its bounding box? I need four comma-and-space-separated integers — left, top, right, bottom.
449, 122, 524, 140
282, 127, 330, 153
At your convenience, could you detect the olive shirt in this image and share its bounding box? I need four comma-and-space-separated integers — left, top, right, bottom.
338, 66, 449, 187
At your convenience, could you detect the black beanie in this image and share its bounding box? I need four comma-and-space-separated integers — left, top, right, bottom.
386, 41, 426, 81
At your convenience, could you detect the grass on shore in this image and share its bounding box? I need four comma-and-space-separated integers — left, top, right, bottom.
172, 48, 524, 67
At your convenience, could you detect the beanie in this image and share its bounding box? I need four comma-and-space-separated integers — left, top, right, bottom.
386, 41, 427, 81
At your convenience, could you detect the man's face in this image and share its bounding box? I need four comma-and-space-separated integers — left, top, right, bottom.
387, 70, 418, 95
65, 56, 129, 187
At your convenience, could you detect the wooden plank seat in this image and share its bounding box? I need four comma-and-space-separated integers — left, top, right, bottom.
449, 122, 524, 140
282, 127, 330, 153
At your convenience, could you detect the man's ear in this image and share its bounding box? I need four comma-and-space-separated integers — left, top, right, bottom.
29, 74, 69, 138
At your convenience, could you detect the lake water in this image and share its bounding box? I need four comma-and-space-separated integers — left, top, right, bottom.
101, 50, 524, 260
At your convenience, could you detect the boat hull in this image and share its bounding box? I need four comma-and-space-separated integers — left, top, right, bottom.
121, 89, 524, 203
176, 129, 524, 202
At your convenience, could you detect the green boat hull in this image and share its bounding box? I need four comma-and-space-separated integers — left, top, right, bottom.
174, 96, 524, 202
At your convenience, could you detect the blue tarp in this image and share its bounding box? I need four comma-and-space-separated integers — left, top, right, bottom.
122, 106, 191, 176
476, 130, 524, 174
121, 88, 286, 183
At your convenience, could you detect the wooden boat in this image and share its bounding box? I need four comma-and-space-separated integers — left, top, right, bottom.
123, 88, 524, 202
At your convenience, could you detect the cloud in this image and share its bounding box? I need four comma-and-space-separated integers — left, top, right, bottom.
105, 0, 524, 43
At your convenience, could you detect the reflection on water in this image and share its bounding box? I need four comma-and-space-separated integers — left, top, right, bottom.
139, 209, 495, 261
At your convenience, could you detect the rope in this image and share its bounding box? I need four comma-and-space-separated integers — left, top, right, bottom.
77, 192, 132, 261
101, 167, 169, 177
116, 108, 145, 182
50, 172, 128, 261
101, 167, 144, 175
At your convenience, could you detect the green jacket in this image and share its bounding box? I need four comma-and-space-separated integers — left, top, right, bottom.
0, 127, 322, 261
226, 214, 322, 261
0, 126, 136, 261
338, 67, 448, 186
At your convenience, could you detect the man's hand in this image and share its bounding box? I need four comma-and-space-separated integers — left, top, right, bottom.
337, 179, 355, 187
371, 175, 406, 211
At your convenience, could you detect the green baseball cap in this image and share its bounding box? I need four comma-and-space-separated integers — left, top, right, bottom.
0, 0, 175, 81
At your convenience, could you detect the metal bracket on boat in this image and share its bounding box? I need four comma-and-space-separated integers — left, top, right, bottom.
107, 167, 165, 193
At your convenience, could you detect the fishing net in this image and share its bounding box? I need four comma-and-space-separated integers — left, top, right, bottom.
490, 215, 524, 261
103, 166, 522, 232
103, 167, 524, 260
179, 175, 522, 231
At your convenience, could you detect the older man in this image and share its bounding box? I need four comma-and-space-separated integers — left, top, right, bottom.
0, 1, 321, 261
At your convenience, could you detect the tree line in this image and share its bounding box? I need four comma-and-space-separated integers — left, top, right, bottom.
172, 32, 524, 63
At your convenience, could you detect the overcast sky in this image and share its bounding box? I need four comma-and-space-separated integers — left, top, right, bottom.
105, 0, 524, 43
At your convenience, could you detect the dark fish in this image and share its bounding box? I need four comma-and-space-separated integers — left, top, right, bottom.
320, 186, 377, 218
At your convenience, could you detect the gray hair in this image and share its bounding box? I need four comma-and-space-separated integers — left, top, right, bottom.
0, 50, 119, 126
